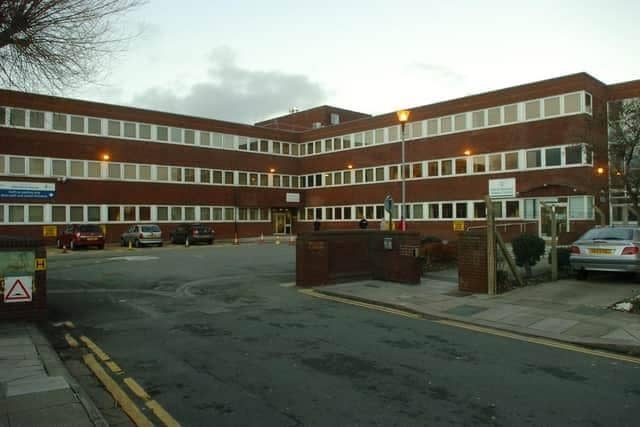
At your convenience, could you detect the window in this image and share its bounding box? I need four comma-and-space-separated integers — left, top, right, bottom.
585, 93, 592, 114
52, 206, 66, 222
0, 155, 3, 174
139, 165, 151, 180
364, 131, 374, 145
139, 206, 151, 221
272, 141, 281, 154
108, 163, 121, 179
249, 173, 258, 186
306, 142, 314, 154
544, 97, 561, 116
283, 176, 290, 187
88, 206, 101, 222
525, 100, 540, 120
325, 139, 332, 152
200, 169, 211, 184
88, 118, 102, 135
376, 205, 384, 219
9, 157, 25, 174
441, 159, 453, 176
200, 132, 210, 146
70, 206, 84, 222
323, 174, 331, 186
564, 93, 580, 114
53, 113, 67, 131
503, 104, 518, 123
225, 208, 235, 220
365, 206, 374, 219
170, 128, 182, 143
472, 156, 486, 173
124, 122, 136, 138
526, 150, 541, 168
429, 204, 440, 219
565, 145, 582, 165
343, 171, 351, 185
0, 108, 4, 125
545, 148, 561, 166
52, 159, 66, 176
472, 111, 485, 128
343, 135, 351, 149
260, 174, 268, 186
315, 140, 321, 153
365, 168, 373, 182
184, 130, 195, 145
185, 207, 195, 221
28, 205, 43, 222
411, 122, 423, 138
454, 114, 466, 131
442, 203, 453, 218
139, 124, 151, 139
456, 203, 468, 218
284, 143, 291, 155
569, 196, 587, 219
455, 158, 467, 174
124, 164, 136, 180
440, 116, 452, 133
88, 162, 101, 178
211, 207, 222, 221
10, 109, 25, 126
389, 166, 399, 180
171, 207, 182, 221
70, 161, 85, 177
474, 202, 486, 218
108, 206, 121, 221
8, 206, 24, 222
428, 161, 438, 177
487, 107, 501, 126
108, 120, 121, 137
412, 163, 423, 178
184, 168, 195, 183
505, 152, 519, 170
524, 199, 537, 219
489, 154, 502, 171
29, 111, 45, 128
375, 129, 384, 144
70, 116, 84, 132
343, 207, 352, 220
506, 201, 520, 218
156, 166, 168, 181
427, 119, 438, 135
211, 170, 222, 184
355, 133, 364, 147
492, 202, 503, 218
156, 126, 168, 141
413, 204, 423, 219
171, 167, 182, 182
157, 207, 168, 221
212, 134, 223, 147
238, 173, 247, 185
375, 167, 385, 181
334, 172, 342, 185
29, 158, 45, 175
334, 207, 342, 220
355, 170, 363, 183
224, 172, 234, 184
260, 140, 269, 152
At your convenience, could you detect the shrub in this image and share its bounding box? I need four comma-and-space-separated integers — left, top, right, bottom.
548, 247, 571, 269
512, 233, 546, 277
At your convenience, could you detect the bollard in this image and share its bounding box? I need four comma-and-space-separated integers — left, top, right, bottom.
128, 240, 133, 251
233, 232, 239, 245
62, 244, 67, 254
288, 235, 295, 245
259, 233, 265, 244
275, 236, 281, 245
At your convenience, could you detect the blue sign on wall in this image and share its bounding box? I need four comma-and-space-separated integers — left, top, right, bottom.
0, 182, 56, 199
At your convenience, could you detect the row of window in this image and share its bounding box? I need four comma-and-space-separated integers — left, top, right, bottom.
298, 92, 593, 156
0, 91, 592, 160
299, 196, 594, 221
300, 144, 591, 189
0, 204, 272, 224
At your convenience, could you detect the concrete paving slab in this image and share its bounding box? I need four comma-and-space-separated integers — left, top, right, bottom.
8, 402, 92, 427
445, 305, 489, 317
1, 389, 77, 413
5, 376, 69, 397
568, 305, 608, 317
423, 298, 470, 313
0, 337, 32, 347
562, 322, 616, 339
528, 317, 580, 333
601, 328, 640, 342
471, 305, 529, 321
0, 366, 46, 383
511, 298, 573, 311
497, 312, 546, 328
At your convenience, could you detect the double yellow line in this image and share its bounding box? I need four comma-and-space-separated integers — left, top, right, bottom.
63, 326, 181, 426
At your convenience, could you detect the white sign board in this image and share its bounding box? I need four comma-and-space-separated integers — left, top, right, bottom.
286, 192, 300, 203
489, 178, 516, 199
3, 276, 33, 303
0, 181, 55, 199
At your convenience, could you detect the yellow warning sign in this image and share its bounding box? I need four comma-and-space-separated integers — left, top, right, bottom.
35, 258, 47, 271
42, 226, 57, 237
453, 220, 465, 232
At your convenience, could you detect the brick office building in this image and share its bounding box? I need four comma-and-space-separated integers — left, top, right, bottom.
0, 72, 638, 244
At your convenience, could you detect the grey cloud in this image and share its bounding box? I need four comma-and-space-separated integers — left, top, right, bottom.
412, 63, 465, 84
130, 47, 326, 124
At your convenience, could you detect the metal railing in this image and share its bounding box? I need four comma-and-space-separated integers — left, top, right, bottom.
466, 221, 538, 233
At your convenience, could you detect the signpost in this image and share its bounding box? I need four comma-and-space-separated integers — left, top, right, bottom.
384, 195, 394, 231
0, 181, 55, 199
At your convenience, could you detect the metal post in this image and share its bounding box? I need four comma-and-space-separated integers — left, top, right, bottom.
401, 123, 406, 230
551, 205, 558, 281
485, 195, 497, 295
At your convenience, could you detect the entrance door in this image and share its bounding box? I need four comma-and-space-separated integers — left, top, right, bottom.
540, 204, 568, 239
274, 213, 288, 234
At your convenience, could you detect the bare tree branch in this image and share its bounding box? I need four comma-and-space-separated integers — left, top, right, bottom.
0, 0, 144, 92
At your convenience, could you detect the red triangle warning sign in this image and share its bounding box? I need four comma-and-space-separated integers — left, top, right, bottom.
4, 277, 32, 303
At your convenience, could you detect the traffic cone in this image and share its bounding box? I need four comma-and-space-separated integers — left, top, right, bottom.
233, 232, 239, 245
288, 235, 295, 245
275, 236, 281, 245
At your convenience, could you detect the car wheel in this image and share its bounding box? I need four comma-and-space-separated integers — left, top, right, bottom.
208, 239, 213, 245
158, 242, 163, 247
135, 239, 141, 248
576, 269, 588, 280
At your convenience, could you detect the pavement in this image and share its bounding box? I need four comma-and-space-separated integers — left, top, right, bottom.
0, 322, 106, 427
315, 268, 640, 355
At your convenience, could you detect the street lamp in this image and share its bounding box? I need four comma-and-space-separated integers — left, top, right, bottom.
396, 109, 411, 230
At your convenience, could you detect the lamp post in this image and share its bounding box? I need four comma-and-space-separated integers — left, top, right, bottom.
396, 109, 411, 230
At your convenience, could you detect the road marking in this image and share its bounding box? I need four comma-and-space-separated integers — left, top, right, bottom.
83, 354, 154, 427
299, 288, 423, 320
64, 333, 79, 348
79, 336, 111, 362
124, 377, 150, 400
146, 400, 182, 427
106, 360, 124, 374
436, 319, 640, 365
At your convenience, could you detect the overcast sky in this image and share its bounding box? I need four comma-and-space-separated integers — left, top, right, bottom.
69, 0, 640, 124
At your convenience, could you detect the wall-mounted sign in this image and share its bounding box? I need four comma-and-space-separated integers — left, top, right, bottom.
489, 178, 516, 199
42, 226, 57, 237
286, 192, 300, 203
0, 181, 55, 199
453, 221, 465, 232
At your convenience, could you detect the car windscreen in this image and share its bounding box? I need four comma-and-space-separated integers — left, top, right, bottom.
78, 225, 102, 233
141, 225, 161, 232
580, 228, 635, 241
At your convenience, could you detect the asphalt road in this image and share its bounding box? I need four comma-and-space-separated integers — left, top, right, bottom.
46, 244, 640, 426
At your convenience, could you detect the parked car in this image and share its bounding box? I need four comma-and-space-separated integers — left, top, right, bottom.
170, 223, 214, 245
121, 224, 163, 247
57, 224, 105, 250
569, 226, 640, 279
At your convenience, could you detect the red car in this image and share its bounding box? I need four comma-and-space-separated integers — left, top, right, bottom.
57, 224, 105, 250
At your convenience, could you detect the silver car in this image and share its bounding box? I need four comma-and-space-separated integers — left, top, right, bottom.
570, 226, 640, 279
121, 224, 163, 247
